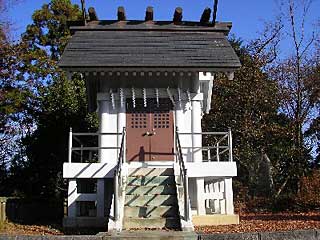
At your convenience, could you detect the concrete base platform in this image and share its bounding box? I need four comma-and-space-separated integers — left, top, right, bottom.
192, 214, 239, 226
63, 217, 108, 228
101, 230, 198, 240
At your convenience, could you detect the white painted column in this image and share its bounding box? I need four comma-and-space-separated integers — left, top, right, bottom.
99, 99, 118, 164
67, 179, 77, 218
117, 99, 126, 158
96, 179, 105, 217
196, 178, 206, 215
225, 178, 234, 215
191, 77, 206, 215
191, 99, 203, 163
99, 100, 109, 163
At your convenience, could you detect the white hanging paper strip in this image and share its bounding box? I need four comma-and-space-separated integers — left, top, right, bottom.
186, 89, 192, 110
166, 87, 176, 107
119, 88, 124, 108
155, 88, 159, 107
143, 88, 147, 107
110, 89, 115, 110
177, 87, 182, 109
131, 87, 136, 108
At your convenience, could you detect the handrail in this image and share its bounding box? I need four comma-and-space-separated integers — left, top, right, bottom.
175, 130, 233, 162
73, 132, 122, 136
175, 129, 190, 221
67, 128, 122, 163
114, 127, 126, 222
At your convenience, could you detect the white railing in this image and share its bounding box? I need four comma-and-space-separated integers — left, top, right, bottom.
175, 130, 190, 221
67, 128, 122, 163
178, 128, 233, 162
114, 127, 126, 223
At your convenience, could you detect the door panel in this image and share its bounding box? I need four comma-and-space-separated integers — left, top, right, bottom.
126, 100, 151, 161
126, 98, 174, 162
150, 101, 174, 161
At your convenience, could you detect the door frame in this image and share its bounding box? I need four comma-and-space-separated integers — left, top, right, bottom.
125, 98, 175, 162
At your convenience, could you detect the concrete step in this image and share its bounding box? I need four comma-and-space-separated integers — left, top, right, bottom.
124, 206, 179, 218
127, 176, 175, 186
123, 217, 181, 230
126, 185, 176, 195
129, 168, 174, 177
125, 194, 177, 207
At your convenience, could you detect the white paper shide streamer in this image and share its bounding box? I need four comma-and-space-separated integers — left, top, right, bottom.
155, 88, 159, 107
177, 87, 182, 108
166, 87, 175, 107
110, 89, 115, 110
119, 88, 124, 108
131, 87, 136, 108
143, 88, 147, 107
186, 89, 192, 110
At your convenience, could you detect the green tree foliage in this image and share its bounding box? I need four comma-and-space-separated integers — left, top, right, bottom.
203, 37, 311, 200
20, 75, 97, 199
2, 0, 97, 199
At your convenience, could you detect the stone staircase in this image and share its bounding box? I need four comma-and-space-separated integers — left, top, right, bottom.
123, 168, 181, 230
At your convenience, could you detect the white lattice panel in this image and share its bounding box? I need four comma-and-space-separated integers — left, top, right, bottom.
204, 179, 226, 214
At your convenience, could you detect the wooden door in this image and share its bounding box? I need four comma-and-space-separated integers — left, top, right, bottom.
126, 98, 174, 162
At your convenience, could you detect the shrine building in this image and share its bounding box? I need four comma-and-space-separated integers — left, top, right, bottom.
59, 4, 241, 231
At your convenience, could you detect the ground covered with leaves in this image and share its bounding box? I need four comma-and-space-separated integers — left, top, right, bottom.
0, 222, 63, 235
195, 212, 320, 233
0, 212, 319, 235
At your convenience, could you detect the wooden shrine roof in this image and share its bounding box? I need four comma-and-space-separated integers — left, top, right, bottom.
58, 20, 241, 71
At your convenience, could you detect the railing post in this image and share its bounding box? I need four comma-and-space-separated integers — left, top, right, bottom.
175, 127, 179, 163
216, 142, 220, 162
114, 170, 119, 221
80, 144, 83, 163
68, 127, 72, 163
184, 169, 189, 221
228, 128, 233, 162
122, 127, 126, 164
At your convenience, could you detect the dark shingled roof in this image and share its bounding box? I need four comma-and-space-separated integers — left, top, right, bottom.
59, 21, 241, 71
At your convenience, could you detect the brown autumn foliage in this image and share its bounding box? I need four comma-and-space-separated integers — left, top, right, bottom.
296, 170, 320, 209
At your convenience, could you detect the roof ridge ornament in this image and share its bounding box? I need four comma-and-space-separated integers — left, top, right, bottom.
200, 7, 211, 24
212, 0, 219, 26
118, 6, 126, 21
145, 6, 154, 21
88, 7, 98, 21
173, 7, 183, 24
80, 0, 87, 24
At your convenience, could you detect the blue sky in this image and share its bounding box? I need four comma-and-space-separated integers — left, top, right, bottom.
6, 0, 320, 49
